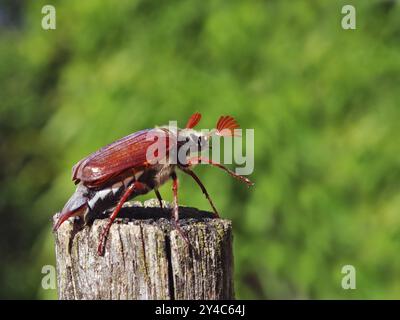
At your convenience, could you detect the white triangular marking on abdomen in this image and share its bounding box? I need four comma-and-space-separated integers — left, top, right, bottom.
123, 176, 133, 188
135, 171, 143, 180
88, 189, 111, 209
112, 182, 123, 195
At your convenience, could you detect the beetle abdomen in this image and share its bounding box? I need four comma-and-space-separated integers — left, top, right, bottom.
55, 165, 175, 230
86, 176, 134, 213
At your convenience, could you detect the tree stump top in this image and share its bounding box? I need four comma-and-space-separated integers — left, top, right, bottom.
53, 199, 234, 300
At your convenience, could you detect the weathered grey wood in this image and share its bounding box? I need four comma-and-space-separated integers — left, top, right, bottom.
53, 199, 234, 300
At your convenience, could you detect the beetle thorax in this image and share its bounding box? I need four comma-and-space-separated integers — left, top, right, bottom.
178, 129, 209, 154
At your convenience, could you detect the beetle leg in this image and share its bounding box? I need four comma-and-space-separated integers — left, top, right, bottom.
97, 181, 147, 256
179, 167, 219, 218
188, 156, 254, 187
171, 172, 190, 245
154, 189, 164, 209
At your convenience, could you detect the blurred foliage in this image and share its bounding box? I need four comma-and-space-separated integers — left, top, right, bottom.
0, 0, 400, 299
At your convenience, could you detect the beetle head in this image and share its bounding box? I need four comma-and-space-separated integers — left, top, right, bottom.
178, 113, 240, 157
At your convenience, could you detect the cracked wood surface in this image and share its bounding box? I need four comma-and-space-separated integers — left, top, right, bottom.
53, 199, 234, 300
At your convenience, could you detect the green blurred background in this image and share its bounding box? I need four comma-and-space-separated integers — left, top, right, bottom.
1, 0, 399, 299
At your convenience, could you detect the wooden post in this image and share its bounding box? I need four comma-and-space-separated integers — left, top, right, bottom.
53, 199, 234, 300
